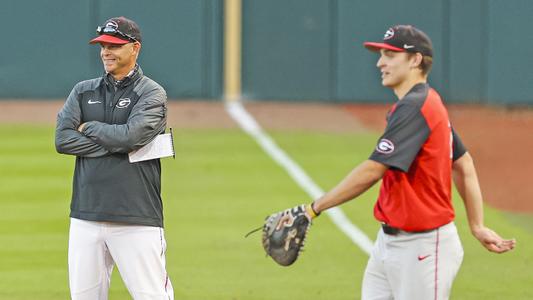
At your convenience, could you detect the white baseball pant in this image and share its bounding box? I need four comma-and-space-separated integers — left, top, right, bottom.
361, 222, 463, 300
68, 218, 174, 300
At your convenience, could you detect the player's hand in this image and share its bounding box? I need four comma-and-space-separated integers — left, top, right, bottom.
262, 203, 318, 266
472, 226, 516, 253
275, 203, 319, 230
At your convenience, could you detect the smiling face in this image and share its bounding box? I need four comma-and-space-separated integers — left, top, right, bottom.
99, 42, 141, 80
376, 49, 425, 99
376, 49, 413, 88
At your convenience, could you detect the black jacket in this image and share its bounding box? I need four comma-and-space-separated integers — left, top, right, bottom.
55, 66, 167, 227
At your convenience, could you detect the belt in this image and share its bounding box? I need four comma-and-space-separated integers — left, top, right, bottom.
381, 223, 437, 236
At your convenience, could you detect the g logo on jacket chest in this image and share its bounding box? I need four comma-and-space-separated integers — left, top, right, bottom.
116, 98, 131, 109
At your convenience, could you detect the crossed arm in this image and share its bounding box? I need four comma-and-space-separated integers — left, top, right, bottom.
55, 84, 166, 157
55, 86, 110, 157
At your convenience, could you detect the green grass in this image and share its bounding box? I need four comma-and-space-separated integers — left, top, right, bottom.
0, 125, 531, 299
271, 130, 533, 299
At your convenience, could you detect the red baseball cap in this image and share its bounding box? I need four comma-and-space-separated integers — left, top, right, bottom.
363, 25, 433, 57
89, 17, 142, 45
90, 34, 131, 45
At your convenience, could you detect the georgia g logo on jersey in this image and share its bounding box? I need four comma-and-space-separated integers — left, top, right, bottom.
116, 98, 131, 109
376, 138, 394, 154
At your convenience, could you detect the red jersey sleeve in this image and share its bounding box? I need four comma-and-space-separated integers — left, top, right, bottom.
369, 102, 430, 172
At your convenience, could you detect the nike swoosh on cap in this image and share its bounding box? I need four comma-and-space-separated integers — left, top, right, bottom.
403, 44, 415, 49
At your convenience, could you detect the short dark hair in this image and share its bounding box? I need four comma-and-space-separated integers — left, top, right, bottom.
420, 56, 433, 75
408, 53, 433, 76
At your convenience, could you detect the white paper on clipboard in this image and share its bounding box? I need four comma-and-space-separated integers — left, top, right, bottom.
128, 129, 175, 163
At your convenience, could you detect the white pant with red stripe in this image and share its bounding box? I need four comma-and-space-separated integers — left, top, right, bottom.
68, 218, 174, 300
362, 222, 463, 300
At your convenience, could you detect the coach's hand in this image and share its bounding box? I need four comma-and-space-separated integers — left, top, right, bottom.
472, 226, 516, 253
77, 122, 87, 133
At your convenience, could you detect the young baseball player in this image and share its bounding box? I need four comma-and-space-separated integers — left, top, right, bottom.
281, 25, 516, 299
55, 17, 173, 299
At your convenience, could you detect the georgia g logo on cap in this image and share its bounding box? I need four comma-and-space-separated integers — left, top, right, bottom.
384, 28, 395, 40
106, 20, 119, 30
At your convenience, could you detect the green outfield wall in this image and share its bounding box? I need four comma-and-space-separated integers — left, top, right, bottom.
242, 0, 532, 105
0, 0, 531, 104
0, 0, 222, 99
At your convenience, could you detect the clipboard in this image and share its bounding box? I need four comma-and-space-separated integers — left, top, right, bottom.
128, 128, 175, 163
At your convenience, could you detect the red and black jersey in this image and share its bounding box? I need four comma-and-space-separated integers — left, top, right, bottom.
369, 83, 466, 231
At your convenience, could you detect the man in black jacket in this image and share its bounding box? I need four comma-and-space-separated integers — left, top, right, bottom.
55, 16, 174, 299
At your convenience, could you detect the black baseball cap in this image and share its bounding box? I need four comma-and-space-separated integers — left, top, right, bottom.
90, 16, 142, 45
363, 25, 433, 57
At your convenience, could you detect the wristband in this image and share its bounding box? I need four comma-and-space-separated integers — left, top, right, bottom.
306, 202, 320, 218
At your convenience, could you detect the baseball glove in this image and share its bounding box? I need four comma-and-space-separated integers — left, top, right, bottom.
261, 203, 319, 266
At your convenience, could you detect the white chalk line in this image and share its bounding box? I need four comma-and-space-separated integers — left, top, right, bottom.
225, 101, 373, 255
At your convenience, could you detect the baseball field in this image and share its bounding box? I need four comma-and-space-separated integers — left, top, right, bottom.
0, 101, 532, 299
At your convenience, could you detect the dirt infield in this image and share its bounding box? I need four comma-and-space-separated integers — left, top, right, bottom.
1, 100, 531, 212
0, 100, 366, 132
